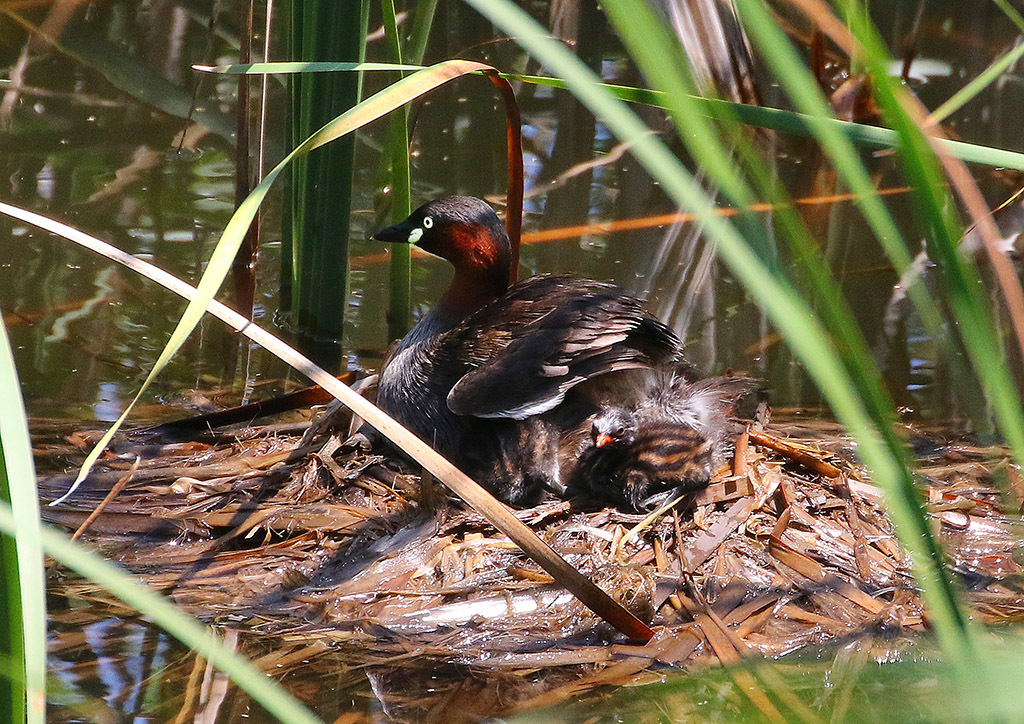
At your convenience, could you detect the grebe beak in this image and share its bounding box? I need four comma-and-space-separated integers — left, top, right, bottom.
595, 432, 614, 448
373, 218, 422, 244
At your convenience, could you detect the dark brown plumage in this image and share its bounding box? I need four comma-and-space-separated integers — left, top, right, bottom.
571, 409, 713, 511
372, 196, 684, 505
568, 373, 752, 511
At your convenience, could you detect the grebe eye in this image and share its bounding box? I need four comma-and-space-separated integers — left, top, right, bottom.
422, 216, 433, 229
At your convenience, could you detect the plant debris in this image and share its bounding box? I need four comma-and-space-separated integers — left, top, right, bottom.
37, 401, 1024, 720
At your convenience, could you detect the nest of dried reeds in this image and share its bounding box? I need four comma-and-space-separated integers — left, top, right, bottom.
37, 400, 1024, 716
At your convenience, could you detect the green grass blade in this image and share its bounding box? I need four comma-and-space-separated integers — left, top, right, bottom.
408, 0, 442, 65
0, 504, 322, 724
602, 0, 972, 661
0, 314, 46, 724
730, 0, 944, 335
515, 75, 1024, 172
930, 40, 1024, 122
993, 0, 1024, 33
844, 4, 1024, 476
729, 0, 983, 659
463, 0, 978, 664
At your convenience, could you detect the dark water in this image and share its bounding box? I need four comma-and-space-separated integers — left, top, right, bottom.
2, 0, 1023, 721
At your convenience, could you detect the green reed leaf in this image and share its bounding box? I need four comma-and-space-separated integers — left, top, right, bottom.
197, 62, 1024, 172
930, 38, 1024, 122
464, 0, 981, 668
0, 315, 46, 724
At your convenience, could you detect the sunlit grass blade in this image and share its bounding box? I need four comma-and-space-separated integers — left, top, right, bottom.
0, 200, 650, 642
736, 0, 982, 666
824, 1, 1024, 486
602, 0, 971, 664
0, 503, 322, 724
735, 0, 990, 660
515, 74, 1024, 172
0, 315, 46, 724
728, 0, 943, 335
462, 0, 978, 666
993, 0, 1024, 34
514, 75, 1024, 172
52, 59, 522, 505
727, 0, 991, 434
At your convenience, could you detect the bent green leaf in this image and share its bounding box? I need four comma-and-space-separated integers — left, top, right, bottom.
197, 61, 1024, 172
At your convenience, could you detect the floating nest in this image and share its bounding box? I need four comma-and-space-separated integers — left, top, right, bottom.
35, 396, 1024, 720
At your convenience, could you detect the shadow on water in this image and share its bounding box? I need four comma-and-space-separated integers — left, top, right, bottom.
3, 0, 1024, 721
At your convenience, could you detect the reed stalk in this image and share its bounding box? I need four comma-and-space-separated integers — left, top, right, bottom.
282, 0, 366, 371
381, 0, 412, 340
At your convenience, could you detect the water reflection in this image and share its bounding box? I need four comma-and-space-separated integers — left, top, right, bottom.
2, 3, 1020, 422
49, 604, 496, 723
50, 615, 172, 723
48, 592, 1013, 724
